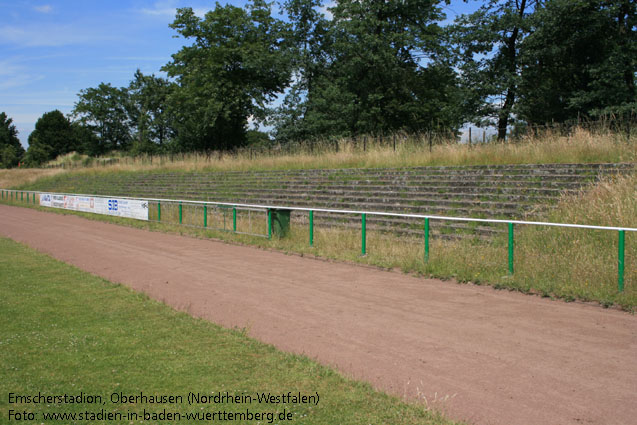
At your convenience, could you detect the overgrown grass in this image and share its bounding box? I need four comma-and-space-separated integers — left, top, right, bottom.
7, 128, 636, 188
0, 237, 460, 425
0, 168, 64, 190
2, 171, 635, 310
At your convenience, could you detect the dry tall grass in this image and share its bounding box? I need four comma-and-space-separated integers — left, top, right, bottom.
0, 168, 66, 189
33, 127, 636, 177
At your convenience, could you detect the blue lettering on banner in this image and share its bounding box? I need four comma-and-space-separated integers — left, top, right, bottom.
108, 199, 118, 211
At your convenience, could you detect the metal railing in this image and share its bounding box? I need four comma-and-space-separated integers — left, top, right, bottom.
1, 188, 634, 291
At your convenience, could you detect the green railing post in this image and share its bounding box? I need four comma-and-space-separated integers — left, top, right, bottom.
26, 192, 29, 203
222, 206, 226, 230
204, 205, 207, 228
508, 222, 514, 275
361, 213, 367, 256
179, 202, 182, 224
309, 210, 314, 247
157, 202, 161, 222
424, 217, 430, 262
618, 230, 625, 292
233, 207, 237, 232
267, 209, 272, 239
21, 192, 23, 201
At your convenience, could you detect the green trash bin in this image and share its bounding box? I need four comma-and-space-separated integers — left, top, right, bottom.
270, 209, 291, 237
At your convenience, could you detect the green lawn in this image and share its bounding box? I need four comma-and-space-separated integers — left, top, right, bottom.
0, 237, 460, 425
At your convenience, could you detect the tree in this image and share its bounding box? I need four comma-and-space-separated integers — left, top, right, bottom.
163, 0, 293, 151
452, 0, 542, 140
273, 0, 464, 141
128, 70, 176, 154
25, 110, 76, 165
0, 112, 25, 168
72, 83, 133, 154
517, 0, 637, 124
269, 0, 330, 142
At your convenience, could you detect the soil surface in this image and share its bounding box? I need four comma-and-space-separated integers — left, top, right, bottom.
1, 205, 636, 425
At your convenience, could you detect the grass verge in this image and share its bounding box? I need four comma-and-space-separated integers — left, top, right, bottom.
0, 237, 459, 425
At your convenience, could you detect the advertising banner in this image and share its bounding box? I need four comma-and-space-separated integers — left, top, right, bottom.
39, 193, 148, 221
39, 193, 52, 207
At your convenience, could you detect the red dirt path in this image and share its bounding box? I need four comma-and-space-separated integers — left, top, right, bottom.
1, 205, 636, 425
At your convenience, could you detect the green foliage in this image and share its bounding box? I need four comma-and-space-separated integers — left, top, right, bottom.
163, 1, 293, 151
517, 0, 637, 123
128, 69, 176, 154
54, 0, 636, 158
451, 0, 541, 139
245, 129, 271, 147
0, 112, 25, 168
273, 0, 464, 141
25, 110, 76, 166
72, 83, 133, 154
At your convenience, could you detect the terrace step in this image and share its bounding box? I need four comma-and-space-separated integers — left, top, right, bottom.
29, 162, 634, 239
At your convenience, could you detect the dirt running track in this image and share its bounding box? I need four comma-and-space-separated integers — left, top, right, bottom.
1, 205, 636, 425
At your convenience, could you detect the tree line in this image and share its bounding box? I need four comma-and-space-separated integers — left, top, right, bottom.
2, 0, 635, 168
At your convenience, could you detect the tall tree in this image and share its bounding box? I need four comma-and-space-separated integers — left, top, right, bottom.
163, 0, 293, 151
452, 0, 542, 139
72, 83, 133, 154
0, 112, 25, 168
25, 110, 77, 165
128, 70, 176, 153
274, 0, 464, 141
517, 0, 637, 124
270, 0, 330, 142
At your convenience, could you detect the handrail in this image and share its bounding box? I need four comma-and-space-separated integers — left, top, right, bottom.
1, 188, 632, 291
2, 189, 635, 232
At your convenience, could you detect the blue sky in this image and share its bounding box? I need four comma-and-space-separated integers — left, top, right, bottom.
1, 1, 478, 148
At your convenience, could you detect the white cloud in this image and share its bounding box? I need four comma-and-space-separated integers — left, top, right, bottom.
0, 24, 110, 47
0, 59, 43, 90
33, 5, 52, 13
318, 1, 336, 20
141, 1, 207, 18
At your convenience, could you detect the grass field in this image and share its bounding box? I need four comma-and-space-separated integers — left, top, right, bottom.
2, 171, 635, 311
0, 237, 460, 425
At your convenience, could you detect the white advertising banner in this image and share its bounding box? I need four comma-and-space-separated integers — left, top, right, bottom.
39, 193, 148, 221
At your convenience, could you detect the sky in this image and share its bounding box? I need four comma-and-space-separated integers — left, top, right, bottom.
0, 1, 479, 148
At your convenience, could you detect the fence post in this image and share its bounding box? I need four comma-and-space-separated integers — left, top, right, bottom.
158, 202, 161, 222
204, 205, 207, 228
21, 192, 23, 201
508, 222, 514, 275
361, 213, 367, 256
26, 192, 29, 203
179, 202, 182, 224
309, 210, 314, 247
267, 209, 272, 239
618, 230, 625, 292
424, 217, 430, 262
233, 207, 237, 232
